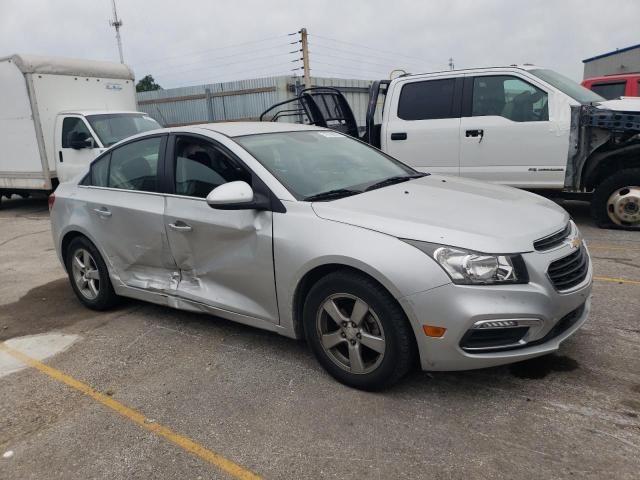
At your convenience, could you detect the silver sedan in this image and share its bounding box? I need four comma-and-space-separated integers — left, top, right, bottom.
50, 123, 592, 390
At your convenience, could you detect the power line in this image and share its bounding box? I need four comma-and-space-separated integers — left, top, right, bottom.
141, 43, 296, 74
311, 60, 389, 78
161, 61, 296, 88
310, 49, 427, 72
311, 34, 439, 67
310, 42, 433, 71
156, 52, 297, 80
135, 35, 288, 67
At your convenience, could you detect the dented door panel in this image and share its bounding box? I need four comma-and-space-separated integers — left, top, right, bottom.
82, 188, 178, 291
164, 196, 279, 323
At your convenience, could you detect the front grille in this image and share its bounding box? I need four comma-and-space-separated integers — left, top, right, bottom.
534, 223, 571, 251
547, 247, 589, 291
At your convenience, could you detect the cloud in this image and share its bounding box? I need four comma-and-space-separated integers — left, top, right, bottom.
1, 0, 639, 87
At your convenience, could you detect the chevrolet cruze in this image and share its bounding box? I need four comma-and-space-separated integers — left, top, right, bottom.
50, 123, 592, 390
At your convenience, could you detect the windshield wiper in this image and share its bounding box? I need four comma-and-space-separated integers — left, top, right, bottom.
304, 188, 362, 202
365, 173, 427, 192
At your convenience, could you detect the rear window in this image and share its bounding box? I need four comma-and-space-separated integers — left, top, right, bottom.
397, 79, 456, 120
590, 82, 626, 100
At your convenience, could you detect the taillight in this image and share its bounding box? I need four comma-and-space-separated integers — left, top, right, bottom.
48, 193, 56, 211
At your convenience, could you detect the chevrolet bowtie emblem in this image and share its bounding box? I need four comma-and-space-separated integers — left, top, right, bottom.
570, 236, 582, 250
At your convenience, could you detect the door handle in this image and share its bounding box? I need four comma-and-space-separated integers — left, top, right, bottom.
390, 132, 407, 140
168, 221, 193, 232
93, 207, 112, 218
465, 129, 484, 142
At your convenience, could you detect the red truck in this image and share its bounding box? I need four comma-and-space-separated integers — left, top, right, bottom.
582, 73, 640, 99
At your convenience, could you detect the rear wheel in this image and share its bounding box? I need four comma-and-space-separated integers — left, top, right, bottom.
303, 270, 416, 391
591, 168, 640, 230
65, 236, 119, 310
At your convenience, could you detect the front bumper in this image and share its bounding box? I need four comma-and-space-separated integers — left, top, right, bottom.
398, 242, 593, 371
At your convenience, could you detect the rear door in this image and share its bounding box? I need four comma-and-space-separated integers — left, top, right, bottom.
163, 133, 279, 323
80, 134, 178, 292
459, 73, 567, 187
382, 76, 462, 175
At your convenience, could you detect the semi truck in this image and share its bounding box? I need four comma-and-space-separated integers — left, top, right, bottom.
262, 65, 640, 230
0, 54, 160, 206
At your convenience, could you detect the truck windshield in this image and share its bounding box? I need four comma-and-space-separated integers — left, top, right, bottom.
86, 114, 161, 147
529, 69, 604, 104
235, 130, 417, 200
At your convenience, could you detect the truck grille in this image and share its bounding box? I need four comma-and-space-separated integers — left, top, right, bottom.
533, 223, 571, 251
547, 247, 589, 291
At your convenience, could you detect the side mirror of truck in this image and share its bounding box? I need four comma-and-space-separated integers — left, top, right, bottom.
69, 132, 94, 150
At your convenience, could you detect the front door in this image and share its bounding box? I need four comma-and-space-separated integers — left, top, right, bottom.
459, 74, 568, 188
163, 134, 279, 323
382, 77, 461, 175
56, 116, 104, 183
81, 134, 178, 292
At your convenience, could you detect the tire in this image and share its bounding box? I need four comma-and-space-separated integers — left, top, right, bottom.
65, 236, 119, 310
303, 270, 416, 391
591, 168, 640, 230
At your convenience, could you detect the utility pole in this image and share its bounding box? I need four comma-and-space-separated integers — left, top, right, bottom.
448, 57, 455, 71
301, 28, 311, 87
109, 0, 124, 64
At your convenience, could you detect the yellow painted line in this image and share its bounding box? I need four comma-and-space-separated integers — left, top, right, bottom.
594, 276, 640, 286
0, 343, 261, 480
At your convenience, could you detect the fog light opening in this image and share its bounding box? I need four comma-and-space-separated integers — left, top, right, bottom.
423, 325, 447, 338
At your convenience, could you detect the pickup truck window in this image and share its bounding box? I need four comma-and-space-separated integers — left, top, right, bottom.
590, 82, 626, 100
530, 68, 604, 104
62, 117, 94, 148
397, 79, 456, 120
472, 76, 548, 122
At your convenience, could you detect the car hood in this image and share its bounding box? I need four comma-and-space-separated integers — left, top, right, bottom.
311, 175, 569, 253
597, 97, 640, 113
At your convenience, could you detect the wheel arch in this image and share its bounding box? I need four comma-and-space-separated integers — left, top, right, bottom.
582, 145, 640, 190
291, 262, 414, 343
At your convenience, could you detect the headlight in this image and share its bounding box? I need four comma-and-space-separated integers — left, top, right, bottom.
403, 240, 528, 285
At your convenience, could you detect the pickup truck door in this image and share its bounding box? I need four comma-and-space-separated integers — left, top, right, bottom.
55, 115, 105, 183
458, 73, 569, 188
381, 77, 462, 175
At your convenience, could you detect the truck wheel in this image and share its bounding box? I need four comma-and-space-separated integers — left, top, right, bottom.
592, 168, 640, 230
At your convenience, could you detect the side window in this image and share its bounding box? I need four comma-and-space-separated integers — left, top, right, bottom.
397, 79, 456, 120
174, 136, 250, 198
590, 82, 626, 100
472, 76, 548, 122
89, 153, 110, 187
62, 117, 93, 148
108, 137, 162, 192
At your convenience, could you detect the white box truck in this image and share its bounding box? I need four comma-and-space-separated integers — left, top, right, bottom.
0, 54, 161, 206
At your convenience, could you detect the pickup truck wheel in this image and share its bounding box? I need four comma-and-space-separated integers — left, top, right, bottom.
303, 270, 416, 391
592, 168, 640, 230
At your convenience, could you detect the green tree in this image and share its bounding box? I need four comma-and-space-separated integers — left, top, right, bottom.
136, 75, 161, 92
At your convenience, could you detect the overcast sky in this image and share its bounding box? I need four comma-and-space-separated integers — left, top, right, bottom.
2, 0, 639, 89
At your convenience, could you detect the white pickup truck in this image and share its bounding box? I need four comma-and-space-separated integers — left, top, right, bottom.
263, 65, 640, 229
0, 54, 161, 206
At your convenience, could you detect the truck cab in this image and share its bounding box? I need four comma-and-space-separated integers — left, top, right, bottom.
54, 111, 160, 182
582, 73, 640, 99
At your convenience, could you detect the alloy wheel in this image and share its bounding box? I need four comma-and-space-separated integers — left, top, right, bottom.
71, 248, 101, 300
316, 293, 386, 374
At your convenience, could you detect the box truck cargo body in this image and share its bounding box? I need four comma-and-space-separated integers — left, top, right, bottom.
0, 54, 160, 202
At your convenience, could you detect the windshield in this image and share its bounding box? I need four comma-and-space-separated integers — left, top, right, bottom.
235, 131, 417, 200
529, 69, 604, 104
86, 114, 161, 147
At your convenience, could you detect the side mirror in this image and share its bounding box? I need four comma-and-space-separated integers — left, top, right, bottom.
206, 181, 255, 209
69, 132, 94, 149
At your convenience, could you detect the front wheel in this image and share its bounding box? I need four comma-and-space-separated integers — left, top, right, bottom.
65, 236, 119, 310
303, 271, 416, 391
591, 168, 640, 230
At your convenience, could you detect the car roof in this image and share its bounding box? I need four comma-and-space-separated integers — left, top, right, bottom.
583, 73, 640, 82
184, 122, 325, 137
